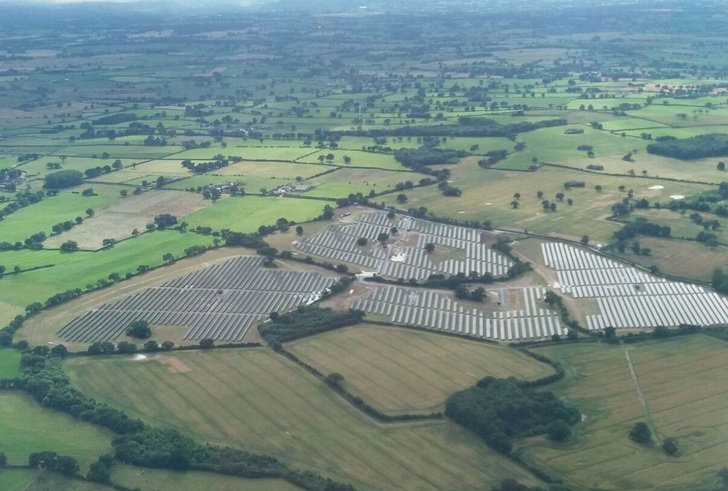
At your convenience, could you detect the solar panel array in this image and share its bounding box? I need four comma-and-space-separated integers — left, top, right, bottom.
295, 211, 513, 280
351, 285, 565, 341
58, 256, 336, 343
541, 242, 728, 329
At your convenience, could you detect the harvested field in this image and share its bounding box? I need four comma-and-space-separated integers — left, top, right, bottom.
287, 324, 554, 413
66, 348, 539, 491
524, 336, 728, 490
44, 191, 209, 250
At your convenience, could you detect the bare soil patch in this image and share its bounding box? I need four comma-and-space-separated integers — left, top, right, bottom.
158, 356, 191, 374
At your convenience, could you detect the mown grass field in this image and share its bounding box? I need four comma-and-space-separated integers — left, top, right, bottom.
0, 392, 111, 470
0, 230, 215, 310
522, 335, 728, 490
286, 324, 553, 414
111, 465, 301, 491
66, 348, 539, 491
613, 237, 727, 281
184, 195, 326, 232
0, 192, 117, 244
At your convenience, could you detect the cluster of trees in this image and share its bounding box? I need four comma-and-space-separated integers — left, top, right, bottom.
44, 170, 83, 189
393, 147, 467, 168
445, 377, 580, 454
613, 218, 671, 241
712, 268, 728, 295
181, 157, 229, 174
88, 339, 176, 354
259, 305, 365, 344
491, 480, 574, 491
28, 451, 80, 476
646, 134, 728, 160
83, 159, 124, 178
454, 285, 487, 302
478, 149, 508, 168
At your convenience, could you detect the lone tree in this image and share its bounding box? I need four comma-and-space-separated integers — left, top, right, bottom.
662, 437, 679, 456
424, 242, 436, 253
629, 422, 652, 444
295, 225, 304, 235
377, 232, 389, 244
126, 320, 151, 339
356, 237, 368, 246
580, 235, 589, 245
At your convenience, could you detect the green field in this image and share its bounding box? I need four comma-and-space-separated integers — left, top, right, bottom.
0, 349, 21, 379
66, 348, 539, 491
0, 230, 215, 309
0, 469, 109, 491
0, 392, 111, 470
287, 324, 553, 414
381, 162, 711, 242
184, 196, 327, 232
0, 192, 117, 244
522, 335, 728, 490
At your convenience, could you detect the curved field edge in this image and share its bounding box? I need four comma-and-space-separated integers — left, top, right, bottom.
0, 392, 112, 471
285, 323, 555, 414
64, 347, 541, 491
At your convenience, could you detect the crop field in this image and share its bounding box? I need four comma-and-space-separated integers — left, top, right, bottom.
44, 190, 210, 250
111, 465, 301, 491
524, 335, 728, 490
57, 255, 337, 343
541, 241, 728, 329
295, 210, 513, 278
184, 196, 326, 232
0, 392, 111, 470
66, 348, 539, 491
286, 324, 553, 413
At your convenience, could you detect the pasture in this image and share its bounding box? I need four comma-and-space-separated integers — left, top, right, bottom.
379, 162, 712, 242
184, 195, 326, 232
524, 335, 728, 490
0, 392, 111, 470
286, 324, 553, 414
66, 348, 539, 491
0, 191, 117, 244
